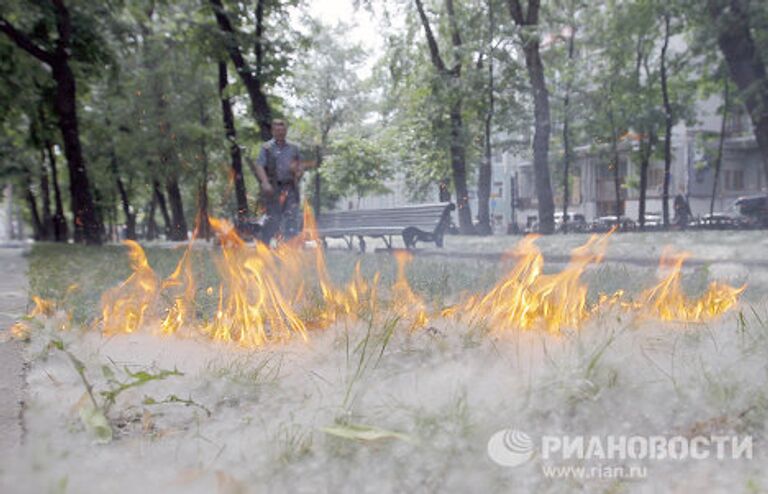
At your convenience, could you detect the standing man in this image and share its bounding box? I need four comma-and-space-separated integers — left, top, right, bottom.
249, 119, 315, 244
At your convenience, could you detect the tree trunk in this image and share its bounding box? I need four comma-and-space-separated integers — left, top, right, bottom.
612, 149, 622, 221
524, 44, 556, 234
116, 177, 136, 240
638, 150, 648, 230
477, 114, 493, 235
145, 197, 158, 241
313, 145, 323, 216
52, 64, 100, 243
45, 140, 68, 241
107, 202, 115, 242
108, 142, 137, 240
92, 186, 105, 239
0, 0, 101, 244
24, 172, 44, 240
507, 0, 555, 234
449, 101, 475, 234
3, 185, 13, 240
196, 99, 212, 241
710, 79, 729, 217
255, 0, 265, 80
476, 0, 495, 236
196, 182, 211, 241
218, 61, 248, 221
562, 121, 571, 234
607, 101, 623, 220
660, 13, 673, 227
155, 106, 186, 241
165, 179, 188, 241
139, 8, 186, 242
413, 0, 474, 234
153, 179, 172, 238
638, 132, 656, 230
706, 0, 768, 182
561, 27, 576, 234
209, 0, 273, 140
39, 154, 54, 240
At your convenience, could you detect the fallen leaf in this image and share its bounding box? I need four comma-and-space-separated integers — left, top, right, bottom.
321, 423, 413, 443
78, 402, 113, 444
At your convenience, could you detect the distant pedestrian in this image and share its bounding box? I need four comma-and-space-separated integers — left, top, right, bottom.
674, 194, 692, 229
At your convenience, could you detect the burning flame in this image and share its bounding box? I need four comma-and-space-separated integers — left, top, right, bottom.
301, 206, 381, 327
203, 218, 308, 346
30, 295, 56, 317
30, 205, 739, 348
160, 245, 196, 335
100, 240, 159, 334
391, 251, 428, 329
635, 248, 746, 322
457, 233, 610, 333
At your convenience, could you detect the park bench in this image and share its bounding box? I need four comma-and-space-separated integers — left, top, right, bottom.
316, 202, 455, 252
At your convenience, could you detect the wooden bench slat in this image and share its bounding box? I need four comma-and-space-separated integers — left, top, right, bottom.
314, 202, 455, 251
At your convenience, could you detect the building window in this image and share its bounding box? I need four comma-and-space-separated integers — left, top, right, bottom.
734, 170, 744, 190
648, 168, 664, 187
724, 169, 744, 191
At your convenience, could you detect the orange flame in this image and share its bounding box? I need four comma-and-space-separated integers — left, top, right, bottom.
457, 233, 610, 333
86, 205, 746, 347
159, 246, 196, 335
100, 240, 159, 334
10, 322, 30, 340
30, 296, 56, 318
635, 248, 746, 322
203, 218, 308, 346
391, 251, 428, 329
301, 205, 381, 327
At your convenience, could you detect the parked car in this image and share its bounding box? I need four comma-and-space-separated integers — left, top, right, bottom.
734, 193, 768, 227
692, 212, 744, 230
640, 213, 663, 230
554, 212, 588, 232
524, 215, 539, 233
589, 215, 636, 232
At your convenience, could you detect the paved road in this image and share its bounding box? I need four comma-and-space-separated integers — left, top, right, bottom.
0, 248, 27, 454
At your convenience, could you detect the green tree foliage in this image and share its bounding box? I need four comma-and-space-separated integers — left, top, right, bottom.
321, 136, 394, 206
290, 20, 369, 212
0, 0, 763, 241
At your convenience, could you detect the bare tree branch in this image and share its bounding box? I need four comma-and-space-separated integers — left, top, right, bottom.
413, 0, 448, 74
507, 0, 525, 25
0, 16, 54, 64
51, 0, 72, 55
525, 0, 540, 25
208, 0, 272, 139
444, 0, 462, 76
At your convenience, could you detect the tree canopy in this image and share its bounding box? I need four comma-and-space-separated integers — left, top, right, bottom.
0, 0, 765, 242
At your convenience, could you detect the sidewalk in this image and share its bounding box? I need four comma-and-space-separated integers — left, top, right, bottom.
0, 248, 28, 454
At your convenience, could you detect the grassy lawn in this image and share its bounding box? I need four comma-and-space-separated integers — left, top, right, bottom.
26, 235, 754, 325
6, 237, 768, 493
25, 241, 508, 324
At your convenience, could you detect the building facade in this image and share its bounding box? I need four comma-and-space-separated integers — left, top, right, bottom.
486, 96, 766, 230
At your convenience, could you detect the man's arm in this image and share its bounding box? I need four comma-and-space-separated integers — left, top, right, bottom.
248, 147, 274, 195
290, 145, 317, 180
299, 158, 317, 170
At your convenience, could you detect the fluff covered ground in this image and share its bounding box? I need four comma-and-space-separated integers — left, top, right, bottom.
2, 233, 767, 494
